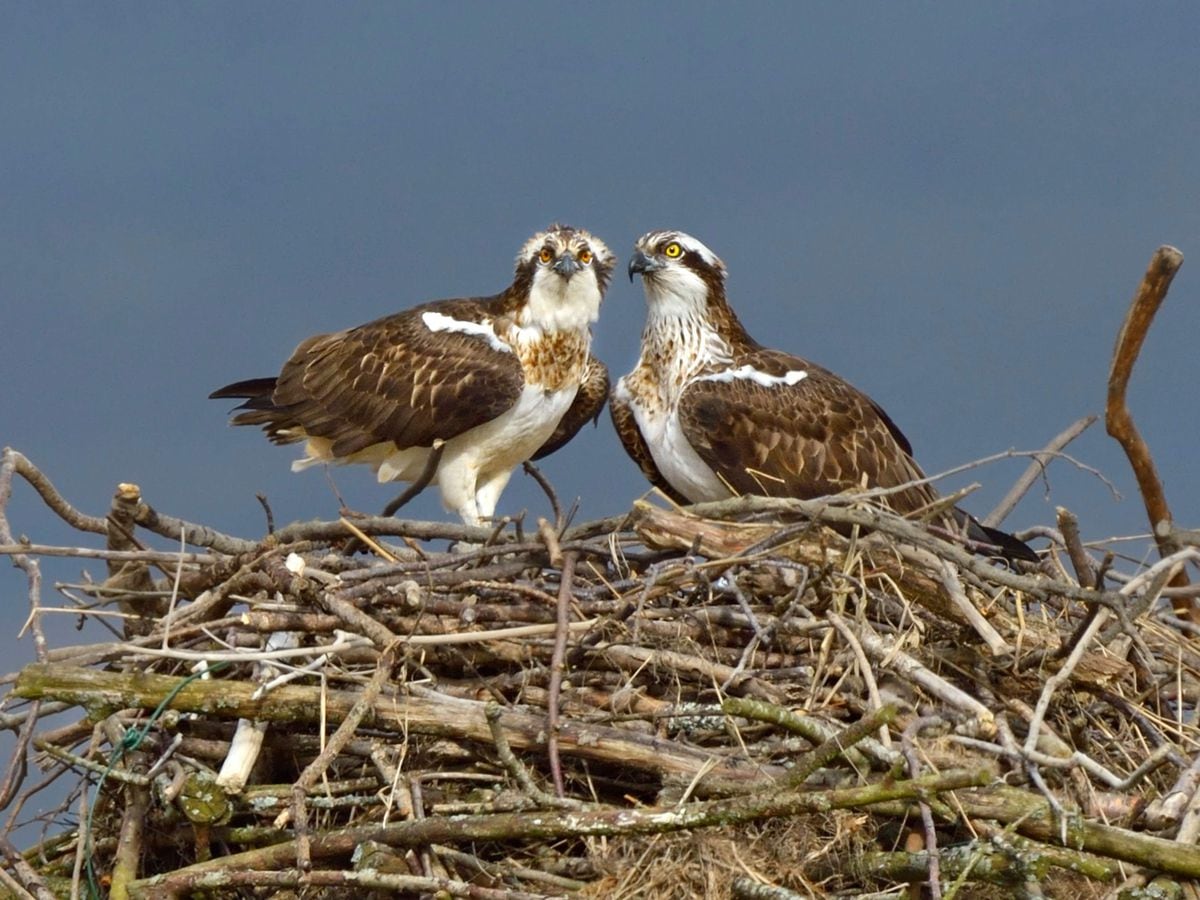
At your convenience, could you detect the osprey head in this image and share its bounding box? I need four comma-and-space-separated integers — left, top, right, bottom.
628, 230, 727, 317
514, 224, 615, 330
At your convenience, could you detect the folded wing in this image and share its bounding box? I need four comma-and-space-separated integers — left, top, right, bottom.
211, 298, 526, 457
677, 349, 935, 515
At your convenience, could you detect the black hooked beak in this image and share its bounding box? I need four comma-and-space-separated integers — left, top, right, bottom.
627, 250, 662, 282
552, 253, 582, 278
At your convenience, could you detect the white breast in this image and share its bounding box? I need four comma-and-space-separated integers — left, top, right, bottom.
445, 382, 576, 480
350, 382, 576, 524
618, 378, 730, 503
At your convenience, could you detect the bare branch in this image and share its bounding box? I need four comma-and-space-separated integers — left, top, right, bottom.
984, 415, 1098, 527
1105, 245, 1194, 619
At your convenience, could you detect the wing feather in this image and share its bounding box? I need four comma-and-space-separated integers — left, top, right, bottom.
677, 350, 934, 514
262, 297, 525, 452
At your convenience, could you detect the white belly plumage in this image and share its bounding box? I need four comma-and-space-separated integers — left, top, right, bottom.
292, 383, 577, 524
630, 399, 731, 503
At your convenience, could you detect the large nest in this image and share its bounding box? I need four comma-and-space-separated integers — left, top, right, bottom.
2, 244, 1197, 900
3, 446, 1200, 900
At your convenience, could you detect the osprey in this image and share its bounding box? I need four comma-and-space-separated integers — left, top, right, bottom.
612, 229, 1035, 561
212, 224, 614, 526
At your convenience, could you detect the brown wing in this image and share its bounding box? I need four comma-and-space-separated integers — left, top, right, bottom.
532, 355, 609, 460
677, 349, 936, 515
609, 383, 690, 504
217, 297, 525, 457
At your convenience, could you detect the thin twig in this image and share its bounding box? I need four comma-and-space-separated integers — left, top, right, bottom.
0, 545, 219, 564
826, 612, 890, 747
933, 556, 1011, 656
901, 717, 942, 900
984, 415, 1097, 527
524, 460, 564, 531
291, 642, 400, 870
381, 440, 445, 518
0, 831, 56, 900
537, 517, 564, 568
0, 700, 38, 811
547, 551, 576, 798
1055, 506, 1096, 589
484, 702, 583, 810
255, 492, 275, 534
0, 450, 49, 664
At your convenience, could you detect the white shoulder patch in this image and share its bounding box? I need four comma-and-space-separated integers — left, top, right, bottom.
421, 311, 510, 353
698, 365, 808, 388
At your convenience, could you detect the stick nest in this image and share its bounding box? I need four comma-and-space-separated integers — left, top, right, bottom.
3, 449, 1200, 899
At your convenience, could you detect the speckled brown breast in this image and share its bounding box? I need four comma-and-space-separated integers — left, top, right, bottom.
517, 330, 590, 393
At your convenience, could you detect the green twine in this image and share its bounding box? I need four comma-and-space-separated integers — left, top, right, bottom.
83, 661, 230, 898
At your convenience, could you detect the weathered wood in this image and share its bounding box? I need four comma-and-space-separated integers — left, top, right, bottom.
14, 663, 781, 794
124, 768, 991, 898
959, 784, 1200, 878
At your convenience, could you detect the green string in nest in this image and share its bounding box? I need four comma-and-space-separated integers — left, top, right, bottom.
83, 660, 229, 898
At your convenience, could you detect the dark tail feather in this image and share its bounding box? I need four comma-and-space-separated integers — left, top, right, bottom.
209, 377, 278, 409
209, 376, 302, 444
953, 508, 1039, 563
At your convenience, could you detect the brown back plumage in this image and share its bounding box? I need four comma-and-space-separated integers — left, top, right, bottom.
616, 228, 1036, 561
212, 296, 526, 456
676, 348, 936, 516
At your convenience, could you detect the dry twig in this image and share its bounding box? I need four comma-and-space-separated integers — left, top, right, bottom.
3, 439, 1200, 897
1105, 245, 1195, 621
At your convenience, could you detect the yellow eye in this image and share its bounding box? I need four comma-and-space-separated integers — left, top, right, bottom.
538, 247, 554, 264
664, 242, 683, 258
578, 248, 593, 265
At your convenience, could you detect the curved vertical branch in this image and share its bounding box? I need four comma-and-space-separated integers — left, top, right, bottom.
1105, 245, 1194, 620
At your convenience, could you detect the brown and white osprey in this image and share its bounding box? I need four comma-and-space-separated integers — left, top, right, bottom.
212, 224, 614, 526
611, 229, 1035, 560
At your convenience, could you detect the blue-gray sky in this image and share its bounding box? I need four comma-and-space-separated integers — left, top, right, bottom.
3, 5, 1199, 663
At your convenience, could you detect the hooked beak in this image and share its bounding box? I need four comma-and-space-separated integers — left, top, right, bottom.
552, 253, 582, 278
627, 250, 663, 282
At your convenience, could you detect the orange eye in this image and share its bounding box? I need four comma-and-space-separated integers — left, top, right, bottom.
538, 247, 554, 264
578, 248, 593, 265
664, 242, 683, 258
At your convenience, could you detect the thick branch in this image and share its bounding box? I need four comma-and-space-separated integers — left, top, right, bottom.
124, 768, 989, 897
959, 784, 1200, 878
1104, 245, 1193, 617
14, 663, 779, 795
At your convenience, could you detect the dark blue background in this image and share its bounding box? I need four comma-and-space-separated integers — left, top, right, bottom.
3, 2, 1198, 833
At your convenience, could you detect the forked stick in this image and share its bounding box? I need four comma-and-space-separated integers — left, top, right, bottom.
1105, 245, 1195, 621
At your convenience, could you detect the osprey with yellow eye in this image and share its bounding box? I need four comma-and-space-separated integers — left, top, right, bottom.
612, 228, 1036, 561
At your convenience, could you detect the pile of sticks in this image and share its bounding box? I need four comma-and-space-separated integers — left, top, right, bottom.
3, 444, 1200, 899
1, 246, 1196, 898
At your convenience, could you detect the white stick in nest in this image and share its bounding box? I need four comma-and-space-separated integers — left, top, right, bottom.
216, 627, 303, 793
